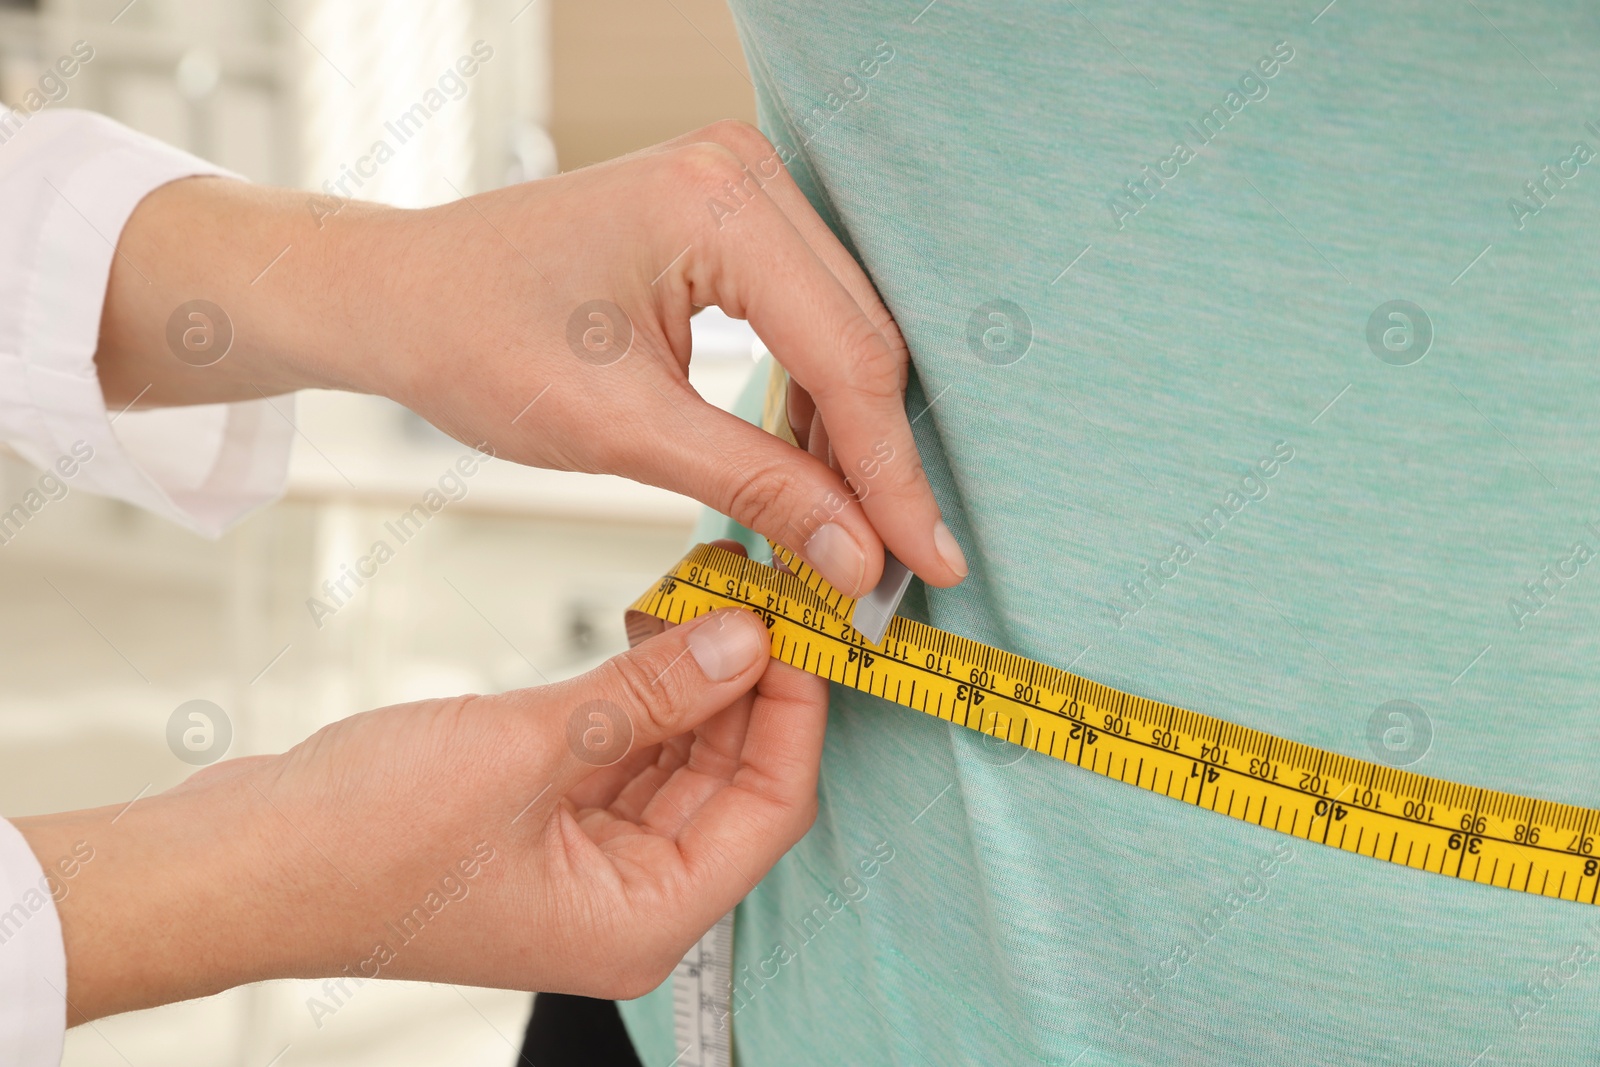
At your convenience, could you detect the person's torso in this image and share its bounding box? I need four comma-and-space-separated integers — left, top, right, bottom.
624, 3, 1600, 1063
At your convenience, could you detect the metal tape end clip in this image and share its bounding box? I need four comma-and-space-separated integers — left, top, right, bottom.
851, 551, 913, 645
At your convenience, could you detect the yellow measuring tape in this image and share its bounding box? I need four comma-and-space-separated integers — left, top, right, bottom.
630, 369, 1600, 909
628, 542, 1600, 906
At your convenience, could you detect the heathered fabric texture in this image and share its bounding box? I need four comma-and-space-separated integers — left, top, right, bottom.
622, 3, 1600, 1063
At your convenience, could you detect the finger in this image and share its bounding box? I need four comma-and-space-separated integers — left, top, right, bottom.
608, 695, 754, 828
653, 133, 966, 589
786, 378, 817, 451
537, 607, 769, 793
807, 407, 831, 467
784, 379, 842, 477
660, 121, 900, 352
734, 659, 829, 801
772, 316, 969, 589
627, 388, 885, 596
563, 734, 676, 812
671, 656, 829, 900
679, 122, 968, 588
562, 540, 751, 812
570, 731, 690, 822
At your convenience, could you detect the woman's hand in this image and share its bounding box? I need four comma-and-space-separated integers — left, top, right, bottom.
96, 121, 968, 595
15, 592, 826, 1022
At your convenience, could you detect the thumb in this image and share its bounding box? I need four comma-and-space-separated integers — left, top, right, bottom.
626, 397, 887, 597
549, 608, 770, 784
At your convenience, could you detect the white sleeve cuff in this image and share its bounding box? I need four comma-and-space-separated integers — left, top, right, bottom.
0, 107, 293, 536
0, 818, 66, 1067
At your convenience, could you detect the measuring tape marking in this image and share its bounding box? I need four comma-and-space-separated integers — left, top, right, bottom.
671, 915, 733, 1067
661, 364, 1599, 1063
631, 542, 1600, 906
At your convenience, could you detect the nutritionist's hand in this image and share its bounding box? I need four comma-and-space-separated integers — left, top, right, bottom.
96, 122, 968, 595
17, 577, 825, 1020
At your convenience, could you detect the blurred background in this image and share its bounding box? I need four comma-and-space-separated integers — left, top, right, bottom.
0, 0, 760, 1063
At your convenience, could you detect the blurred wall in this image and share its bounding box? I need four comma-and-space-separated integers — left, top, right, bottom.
549, 0, 755, 170
0, 2, 763, 1066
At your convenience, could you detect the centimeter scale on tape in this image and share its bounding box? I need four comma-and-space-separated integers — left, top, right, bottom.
671, 911, 734, 1067
632, 541, 1600, 909
645, 364, 1600, 1064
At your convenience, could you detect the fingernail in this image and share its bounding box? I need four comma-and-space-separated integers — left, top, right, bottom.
687, 612, 765, 682
934, 520, 968, 579
805, 522, 867, 595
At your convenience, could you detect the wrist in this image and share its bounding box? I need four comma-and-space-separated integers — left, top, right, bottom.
12, 760, 305, 1022
97, 177, 408, 408
301, 200, 435, 402
313, 198, 502, 415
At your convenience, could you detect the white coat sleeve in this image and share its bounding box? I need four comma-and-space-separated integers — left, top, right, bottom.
0, 105, 295, 535
0, 105, 297, 1065
0, 819, 67, 1067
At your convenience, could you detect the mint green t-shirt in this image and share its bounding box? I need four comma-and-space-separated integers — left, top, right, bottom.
623, 2, 1600, 1063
